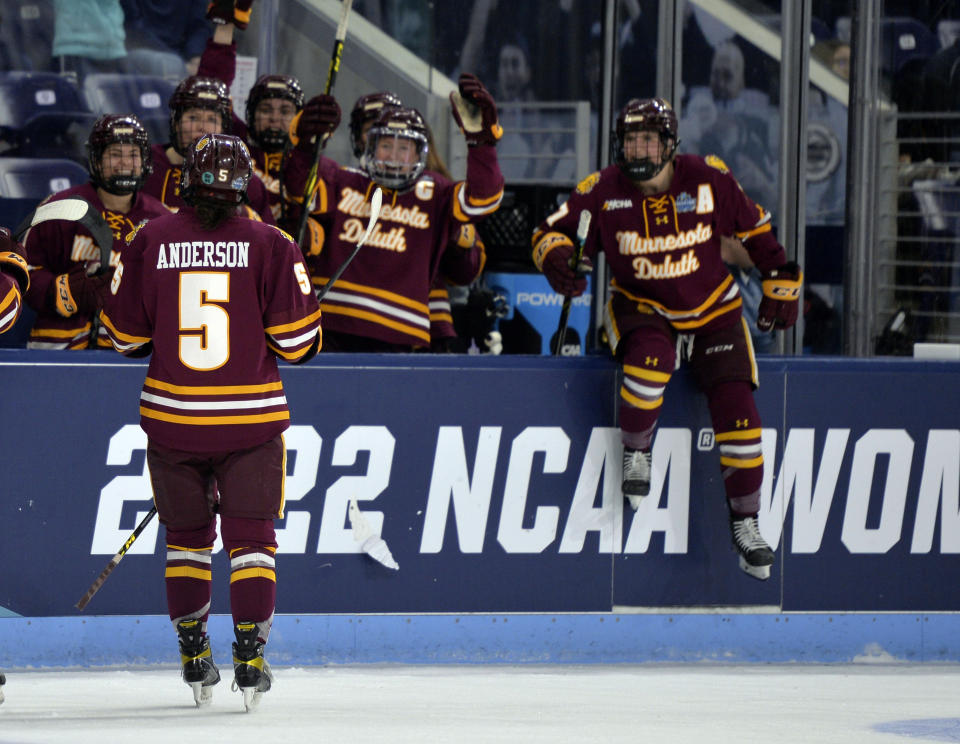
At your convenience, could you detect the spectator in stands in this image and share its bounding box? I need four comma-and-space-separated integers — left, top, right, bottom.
52, 0, 126, 81
21, 114, 170, 349
121, 0, 213, 79
921, 34, 960, 162
682, 39, 779, 217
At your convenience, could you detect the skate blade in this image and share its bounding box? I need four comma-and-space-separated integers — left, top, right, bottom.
627, 494, 645, 511
241, 687, 263, 712
190, 681, 213, 707
738, 556, 771, 581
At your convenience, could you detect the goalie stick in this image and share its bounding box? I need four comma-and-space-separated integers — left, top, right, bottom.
14, 198, 114, 274
552, 210, 591, 355
316, 186, 382, 302
295, 0, 355, 250
75, 506, 157, 611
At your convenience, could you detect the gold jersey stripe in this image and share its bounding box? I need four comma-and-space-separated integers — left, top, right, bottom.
311, 276, 429, 314
144, 378, 284, 395
622, 364, 671, 383
230, 567, 276, 584
165, 565, 212, 580
264, 307, 322, 335
140, 407, 290, 425
620, 386, 663, 410
322, 304, 431, 344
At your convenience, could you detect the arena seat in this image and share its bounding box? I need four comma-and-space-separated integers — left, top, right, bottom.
83, 73, 175, 144
0, 71, 96, 161
0, 157, 88, 199
0, 0, 55, 72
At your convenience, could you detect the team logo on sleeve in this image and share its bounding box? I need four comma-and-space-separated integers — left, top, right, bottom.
705, 155, 730, 173
196, 136, 210, 151
125, 219, 147, 244
575, 172, 600, 195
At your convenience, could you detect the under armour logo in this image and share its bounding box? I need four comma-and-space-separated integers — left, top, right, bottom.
645, 356, 658, 366
735, 418, 750, 429
656, 215, 669, 225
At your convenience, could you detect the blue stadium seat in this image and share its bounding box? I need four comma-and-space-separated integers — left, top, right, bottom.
0, 72, 96, 162
836, 16, 940, 74
0, 0, 55, 72
0, 157, 89, 199
83, 73, 175, 146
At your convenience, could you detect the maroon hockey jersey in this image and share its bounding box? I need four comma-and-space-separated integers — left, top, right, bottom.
101, 210, 321, 453
284, 146, 503, 348
23, 182, 171, 349
534, 153, 787, 339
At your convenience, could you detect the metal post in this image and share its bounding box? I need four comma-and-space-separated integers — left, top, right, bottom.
844, 0, 882, 356
777, 0, 812, 354
655, 0, 683, 110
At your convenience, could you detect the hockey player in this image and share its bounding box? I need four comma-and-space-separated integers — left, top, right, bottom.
140, 19, 274, 222
22, 114, 170, 349
532, 98, 802, 580
100, 133, 321, 711
346, 91, 488, 351
284, 74, 503, 351
0, 227, 29, 337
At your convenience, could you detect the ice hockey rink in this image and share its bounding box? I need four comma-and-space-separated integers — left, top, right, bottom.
0, 664, 958, 743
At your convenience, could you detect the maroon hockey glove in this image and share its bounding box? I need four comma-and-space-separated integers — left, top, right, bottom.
52, 266, 112, 318
757, 261, 803, 331
233, 0, 254, 29
450, 73, 502, 146
289, 94, 341, 152
540, 241, 592, 298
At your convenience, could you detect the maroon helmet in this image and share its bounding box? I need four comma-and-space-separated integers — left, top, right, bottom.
361, 106, 429, 191
180, 133, 252, 206
168, 76, 232, 155
349, 91, 403, 158
245, 74, 305, 152
614, 97, 680, 181
86, 114, 153, 194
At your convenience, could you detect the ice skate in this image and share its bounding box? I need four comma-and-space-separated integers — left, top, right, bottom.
231, 621, 272, 712
177, 619, 220, 707
730, 514, 775, 580
622, 447, 652, 510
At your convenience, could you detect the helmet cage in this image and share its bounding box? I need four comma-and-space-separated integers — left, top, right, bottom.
246, 74, 304, 152
168, 76, 232, 156
361, 118, 429, 191
614, 98, 679, 182
86, 114, 152, 195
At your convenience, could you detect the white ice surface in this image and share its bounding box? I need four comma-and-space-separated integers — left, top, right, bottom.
1, 665, 959, 743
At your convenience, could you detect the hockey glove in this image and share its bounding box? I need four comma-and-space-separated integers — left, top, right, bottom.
533, 232, 592, 297
450, 73, 502, 146
52, 266, 112, 318
0, 227, 29, 294
757, 261, 803, 331
233, 0, 254, 29
289, 94, 341, 152
206, 0, 235, 25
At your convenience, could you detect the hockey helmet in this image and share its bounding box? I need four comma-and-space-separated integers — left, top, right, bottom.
614, 97, 679, 182
86, 114, 153, 195
168, 76, 232, 155
246, 74, 305, 152
361, 106, 429, 191
180, 133, 252, 206
349, 91, 403, 158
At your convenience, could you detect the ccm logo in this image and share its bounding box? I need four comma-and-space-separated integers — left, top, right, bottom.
704, 344, 733, 355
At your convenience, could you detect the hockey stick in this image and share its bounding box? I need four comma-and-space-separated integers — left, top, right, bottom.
75, 505, 157, 611
14, 198, 114, 273
316, 186, 382, 302
295, 0, 355, 250
552, 210, 591, 355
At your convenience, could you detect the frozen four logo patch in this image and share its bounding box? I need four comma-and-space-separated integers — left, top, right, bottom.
675, 192, 696, 213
